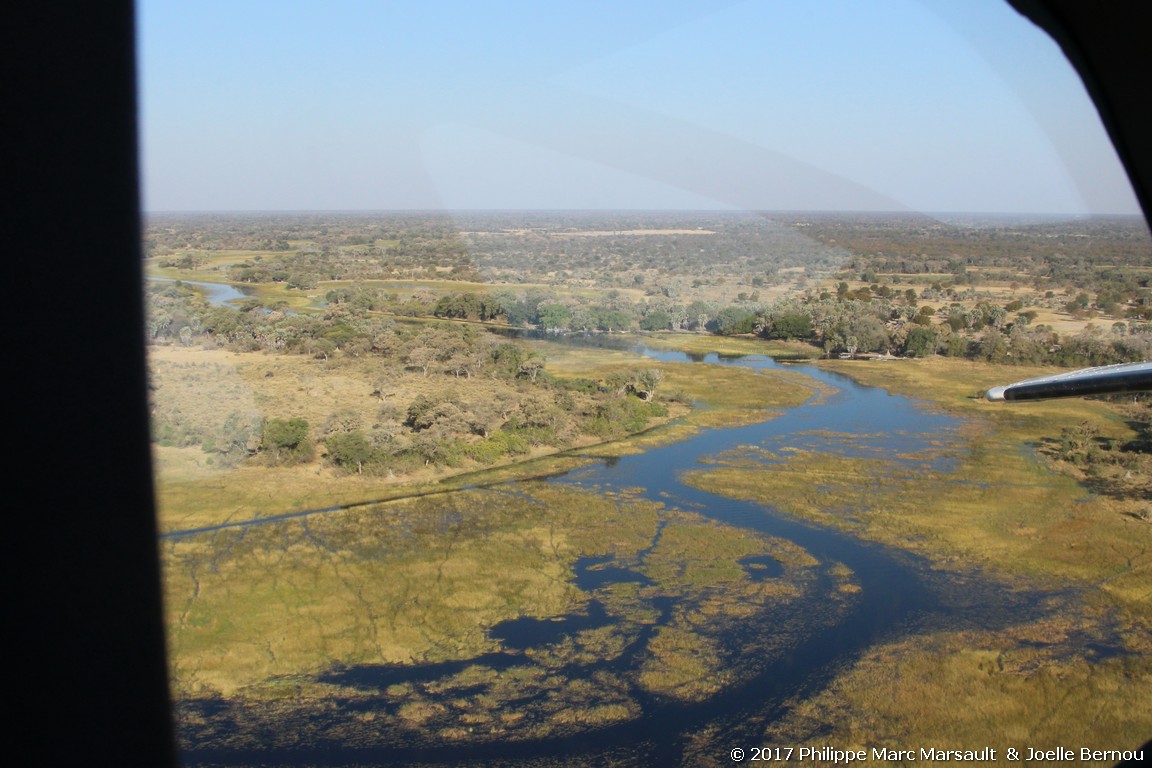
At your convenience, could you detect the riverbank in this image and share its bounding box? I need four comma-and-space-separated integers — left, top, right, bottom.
817, 357, 1146, 599
152, 339, 814, 534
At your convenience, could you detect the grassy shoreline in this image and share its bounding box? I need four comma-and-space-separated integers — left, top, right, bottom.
684, 353, 1149, 604
152, 336, 815, 533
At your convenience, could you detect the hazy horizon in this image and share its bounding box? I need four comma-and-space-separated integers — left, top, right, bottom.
142, 208, 1146, 220
139, 0, 1143, 216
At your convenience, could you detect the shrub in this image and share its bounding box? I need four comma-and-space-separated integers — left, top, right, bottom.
262, 417, 313, 464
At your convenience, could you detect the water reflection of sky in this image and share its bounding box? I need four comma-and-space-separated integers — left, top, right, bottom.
549, 347, 968, 560
148, 277, 251, 307
612, 348, 964, 483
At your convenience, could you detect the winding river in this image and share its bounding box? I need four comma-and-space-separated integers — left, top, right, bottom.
176, 343, 1059, 767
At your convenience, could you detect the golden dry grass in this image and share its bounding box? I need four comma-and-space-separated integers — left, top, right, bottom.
152, 342, 718, 532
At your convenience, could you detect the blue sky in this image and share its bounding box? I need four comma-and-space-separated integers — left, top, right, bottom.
138, 0, 1141, 214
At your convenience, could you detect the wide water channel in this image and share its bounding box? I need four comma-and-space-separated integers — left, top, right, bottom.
176, 342, 1056, 767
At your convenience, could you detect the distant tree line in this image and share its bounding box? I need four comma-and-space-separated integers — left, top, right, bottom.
144, 210, 1152, 372
750, 288, 1152, 366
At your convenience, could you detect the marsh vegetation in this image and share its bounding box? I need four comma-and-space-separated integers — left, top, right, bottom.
149, 212, 1150, 765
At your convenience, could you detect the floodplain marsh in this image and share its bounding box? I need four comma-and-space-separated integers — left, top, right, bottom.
679, 357, 1151, 761
160, 340, 1151, 765
165, 475, 854, 759
147, 211, 1151, 765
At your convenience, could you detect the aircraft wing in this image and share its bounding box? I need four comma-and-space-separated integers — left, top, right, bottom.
985, 361, 1152, 402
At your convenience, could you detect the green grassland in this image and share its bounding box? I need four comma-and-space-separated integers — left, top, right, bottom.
147, 249, 284, 279
636, 332, 820, 360
752, 621, 1152, 766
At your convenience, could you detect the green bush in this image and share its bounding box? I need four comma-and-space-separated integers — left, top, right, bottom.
262, 417, 313, 465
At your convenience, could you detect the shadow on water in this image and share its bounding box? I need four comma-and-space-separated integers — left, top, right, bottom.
177, 338, 1069, 767
490, 601, 614, 652
320, 652, 524, 691
571, 555, 654, 591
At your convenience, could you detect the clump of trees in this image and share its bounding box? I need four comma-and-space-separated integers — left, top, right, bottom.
740, 284, 1152, 366
261, 418, 313, 464
147, 283, 675, 477
152, 408, 262, 468
1040, 406, 1151, 520
292, 370, 668, 476
147, 257, 1151, 373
